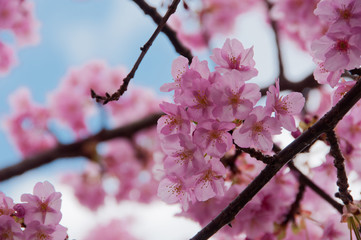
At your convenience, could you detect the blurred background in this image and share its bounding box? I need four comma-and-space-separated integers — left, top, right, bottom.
0, 0, 315, 239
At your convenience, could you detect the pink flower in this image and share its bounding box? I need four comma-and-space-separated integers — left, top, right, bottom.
233, 106, 282, 152
211, 70, 260, 121
23, 221, 67, 240
177, 71, 214, 121
266, 79, 305, 131
211, 38, 258, 80
157, 102, 191, 136
332, 79, 356, 104
158, 173, 196, 211
21, 181, 62, 225
314, 0, 361, 28
311, 29, 361, 71
0, 215, 24, 240
193, 160, 226, 201
193, 120, 235, 158
160, 55, 210, 96
313, 60, 343, 87
162, 134, 206, 175
0, 192, 15, 216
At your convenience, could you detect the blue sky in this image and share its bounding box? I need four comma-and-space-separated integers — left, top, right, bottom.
0, 0, 177, 166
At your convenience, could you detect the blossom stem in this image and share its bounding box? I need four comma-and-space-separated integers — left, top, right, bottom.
131, 0, 193, 62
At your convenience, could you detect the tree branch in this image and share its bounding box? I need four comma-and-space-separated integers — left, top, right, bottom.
190, 79, 361, 240
0, 113, 163, 182
91, 0, 181, 104
131, 0, 193, 62
288, 162, 343, 214
326, 130, 353, 205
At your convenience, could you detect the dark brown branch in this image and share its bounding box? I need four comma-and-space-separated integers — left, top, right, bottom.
0, 113, 163, 182
326, 130, 353, 205
131, 0, 193, 62
281, 179, 306, 225
91, 0, 181, 104
190, 79, 361, 240
237, 147, 275, 164
288, 162, 343, 214
266, 0, 285, 84
260, 72, 320, 96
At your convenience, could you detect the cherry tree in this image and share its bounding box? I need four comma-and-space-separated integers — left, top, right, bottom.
1, 0, 361, 239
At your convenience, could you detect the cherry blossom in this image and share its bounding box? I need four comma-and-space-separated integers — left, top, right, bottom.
211, 38, 258, 80
311, 29, 361, 72
0, 215, 24, 240
266, 79, 305, 131
23, 221, 67, 240
21, 181, 62, 225
233, 106, 282, 152
193, 120, 235, 158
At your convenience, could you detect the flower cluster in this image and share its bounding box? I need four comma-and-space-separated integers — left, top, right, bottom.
0, 181, 67, 239
0, 0, 39, 75
311, 0, 361, 87
157, 38, 305, 211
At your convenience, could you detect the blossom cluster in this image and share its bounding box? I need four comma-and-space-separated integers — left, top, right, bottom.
0, 0, 39, 75
311, 0, 361, 87
157, 38, 305, 211
0, 181, 67, 240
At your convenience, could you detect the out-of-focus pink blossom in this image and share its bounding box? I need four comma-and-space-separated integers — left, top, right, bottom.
84, 219, 138, 240
4, 87, 56, 156
0, 42, 16, 75
62, 163, 106, 211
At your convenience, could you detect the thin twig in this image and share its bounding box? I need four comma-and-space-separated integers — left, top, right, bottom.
326, 130, 353, 205
91, 0, 181, 104
190, 79, 361, 240
266, 0, 286, 84
281, 179, 306, 225
288, 162, 343, 214
131, 0, 193, 62
0, 113, 163, 182
237, 147, 275, 164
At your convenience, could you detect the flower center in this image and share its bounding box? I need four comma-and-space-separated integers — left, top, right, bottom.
335, 40, 349, 52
